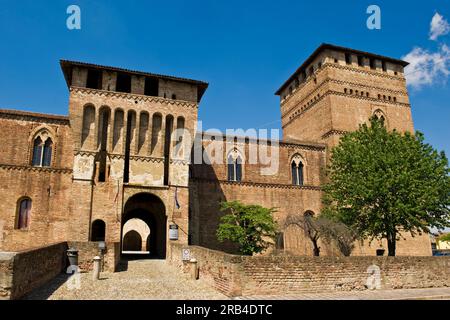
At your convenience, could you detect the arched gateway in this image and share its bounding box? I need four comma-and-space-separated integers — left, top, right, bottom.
121, 193, 167, 259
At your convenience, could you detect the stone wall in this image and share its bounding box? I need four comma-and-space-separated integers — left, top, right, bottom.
0, 243, 67, 300
67, 241, 120, 273
169, 243, 450, 297
169, 243, 244, 296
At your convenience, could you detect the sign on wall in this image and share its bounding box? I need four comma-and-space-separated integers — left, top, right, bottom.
182, 248, 191, 261
169, 223, 179, 240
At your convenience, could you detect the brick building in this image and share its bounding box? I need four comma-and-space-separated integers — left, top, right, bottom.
0, 44, 432, 257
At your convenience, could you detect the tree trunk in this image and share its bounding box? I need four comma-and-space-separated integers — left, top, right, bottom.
312, 239, 320, 256
387, 233, 396, 256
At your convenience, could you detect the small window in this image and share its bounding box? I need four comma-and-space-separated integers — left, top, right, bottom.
394, 71, 398, 75
349, 89, 353, 94
86, 69, 103, 90
393, 97, 397, 102
172, 94, 177, 100
16, 198, 32, 230
116, 73, 131, 93
366, 92, 370, 97
344, 88, 347, 94
334, 58, 338, 63
382, 61, 387, 72
357, 56, 364, 67
370, 58, 376, 70
144, 77, 159, 96
345, 53, 352, 65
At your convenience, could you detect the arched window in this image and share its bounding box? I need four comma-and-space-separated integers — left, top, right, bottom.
91, 219, 106, 242
31, 130, 53, 167
373, 109, 387, 125
16, 198, 32, 230
43, 138, 53, 167
227, 149, 243, 182
32, 137, 43, 166
291, 155, 305, 186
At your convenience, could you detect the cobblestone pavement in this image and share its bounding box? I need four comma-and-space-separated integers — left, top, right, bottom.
235, 287, 450, 300
24, 259, 228, 300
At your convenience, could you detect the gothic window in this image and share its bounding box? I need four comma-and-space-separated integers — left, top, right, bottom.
227, 149, 243, 182
373, 109, 387, 125
32, 130, 53, 167
291, 155, 305, 186
32, 137, 43, 166
16, 198, 32, 230
43, 138, 53, 167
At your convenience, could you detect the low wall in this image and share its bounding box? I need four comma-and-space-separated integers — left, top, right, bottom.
169, 243, 450, 297
67, 241, 120, 273
0, 241, 120, 300
0, 243, 67, 300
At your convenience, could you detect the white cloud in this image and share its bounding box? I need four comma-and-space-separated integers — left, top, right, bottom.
429, 12, 450, 41
402, 44, 450, 89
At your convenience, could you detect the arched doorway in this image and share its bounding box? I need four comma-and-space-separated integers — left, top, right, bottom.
123, 230, 142, 251
122, 218, 151, 253
91, 219, 106, 242
122, 193, 167, 259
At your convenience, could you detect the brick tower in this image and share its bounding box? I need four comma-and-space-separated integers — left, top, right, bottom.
60, 61, 208, 258
275, 44, 412, 149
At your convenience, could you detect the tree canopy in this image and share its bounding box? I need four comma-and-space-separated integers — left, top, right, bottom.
216, 201, 277, 255
323, 117, 450, 256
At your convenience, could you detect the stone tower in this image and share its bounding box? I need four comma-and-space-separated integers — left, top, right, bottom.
275, 44, 412, 149
60, 61, 208, 258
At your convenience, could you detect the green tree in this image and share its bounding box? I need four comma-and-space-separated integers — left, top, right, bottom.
438, 233, 450, 242
323, 117, 450, 256
216, 201, 277, 255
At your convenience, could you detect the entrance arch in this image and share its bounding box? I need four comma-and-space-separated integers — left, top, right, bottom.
123, 230, 142, 251
122, 192, 167, 258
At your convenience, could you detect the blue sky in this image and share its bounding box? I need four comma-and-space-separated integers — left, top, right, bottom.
0, 0, 449, 156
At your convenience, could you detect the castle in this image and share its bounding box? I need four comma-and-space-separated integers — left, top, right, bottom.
0, 44, 432, 257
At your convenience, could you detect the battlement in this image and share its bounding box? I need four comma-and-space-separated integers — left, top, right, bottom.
60, 60, 208, 104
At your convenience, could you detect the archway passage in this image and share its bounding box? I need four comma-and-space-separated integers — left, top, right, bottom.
122, 193, 167, 259
123, 230, 142, 251
122, 218, 151, 253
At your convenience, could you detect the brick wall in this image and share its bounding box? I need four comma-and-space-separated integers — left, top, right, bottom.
169, 244, 450, 297
67, 241, 120, 273
169, 243, 244, 296
0, 243, 67, 300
